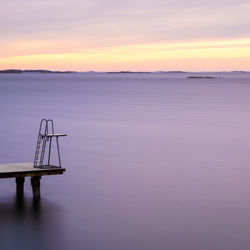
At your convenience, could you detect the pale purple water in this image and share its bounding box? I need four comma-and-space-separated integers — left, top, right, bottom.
0, 72, 250, 250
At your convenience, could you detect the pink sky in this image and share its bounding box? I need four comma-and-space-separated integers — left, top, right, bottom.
1, 0, 250, 71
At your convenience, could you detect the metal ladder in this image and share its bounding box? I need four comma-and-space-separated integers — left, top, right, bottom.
34, 119, 67, 168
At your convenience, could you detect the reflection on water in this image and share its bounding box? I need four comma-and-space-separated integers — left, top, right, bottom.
0, 72, 250, 250
14, 195, 41, 218
0, 195, 72, 250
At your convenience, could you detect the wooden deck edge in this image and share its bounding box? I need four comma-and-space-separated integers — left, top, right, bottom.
0, 168, 65, 179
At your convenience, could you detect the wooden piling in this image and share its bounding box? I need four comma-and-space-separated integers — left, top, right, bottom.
31, 176, 41, 199
16, 177, 25, 197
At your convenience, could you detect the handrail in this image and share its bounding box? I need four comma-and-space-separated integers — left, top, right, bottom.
39, 119, 48, 136
38, 119, 55, 136
47, 119, 55, 135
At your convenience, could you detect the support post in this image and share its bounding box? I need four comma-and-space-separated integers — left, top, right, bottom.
31, 176, 41, 199
16, 177, 25, 197
56, 136, 62, 167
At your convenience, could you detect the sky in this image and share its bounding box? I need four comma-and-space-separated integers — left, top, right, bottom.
0, 0, 250, 71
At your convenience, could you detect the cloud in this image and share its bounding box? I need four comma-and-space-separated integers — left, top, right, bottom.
1, 0, 249, 44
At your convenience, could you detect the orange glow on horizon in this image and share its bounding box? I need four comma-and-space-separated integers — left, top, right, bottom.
1, 38, 250, 71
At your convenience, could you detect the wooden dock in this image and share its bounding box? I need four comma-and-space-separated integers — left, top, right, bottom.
0, 162, 65, 199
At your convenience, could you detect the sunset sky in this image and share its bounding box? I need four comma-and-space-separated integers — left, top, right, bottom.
1, 0, 250, 71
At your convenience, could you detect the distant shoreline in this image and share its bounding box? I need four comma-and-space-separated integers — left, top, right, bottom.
186, 76, 219, 79
107, 71, 151, 74
0, 69, 249, 74
0, 69, 76, 74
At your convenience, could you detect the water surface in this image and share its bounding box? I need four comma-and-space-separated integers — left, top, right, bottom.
0, 72, 250, 250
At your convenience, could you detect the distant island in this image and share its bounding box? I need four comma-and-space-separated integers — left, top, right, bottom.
106, 71, 188, 74
160, 71, 187, 73
187, 76, 219, 79
0, 69, 76, 74
106, 71, 151, 74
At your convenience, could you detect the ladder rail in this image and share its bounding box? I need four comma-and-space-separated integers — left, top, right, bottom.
34, 120, 46, 167
34, 135, 43, 166
39, 137, 47, 166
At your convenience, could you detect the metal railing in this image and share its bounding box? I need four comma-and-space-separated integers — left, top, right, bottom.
34, 119, 67, 168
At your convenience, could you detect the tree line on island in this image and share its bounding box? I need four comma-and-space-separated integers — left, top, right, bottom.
0, 69, 76, 74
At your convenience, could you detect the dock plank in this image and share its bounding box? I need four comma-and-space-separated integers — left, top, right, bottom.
0, 162, 65, 178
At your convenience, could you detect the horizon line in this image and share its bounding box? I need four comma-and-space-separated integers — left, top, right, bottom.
1, 69, 250, 74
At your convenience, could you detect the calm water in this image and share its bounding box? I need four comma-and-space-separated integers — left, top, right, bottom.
0, 72, 250, 250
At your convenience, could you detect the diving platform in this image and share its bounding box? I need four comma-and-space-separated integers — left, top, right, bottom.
0, 162, 65, 199
0, 119, 67, 199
